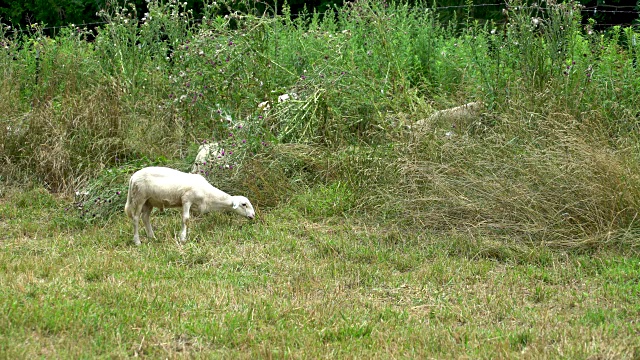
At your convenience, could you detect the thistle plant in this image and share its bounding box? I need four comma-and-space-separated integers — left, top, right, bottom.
191, 108, 272, 184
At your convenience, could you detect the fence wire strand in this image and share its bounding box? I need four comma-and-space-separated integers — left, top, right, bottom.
3, 2, 639, 34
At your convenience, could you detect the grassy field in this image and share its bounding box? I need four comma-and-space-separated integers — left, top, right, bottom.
2, 0, 640, 357
1, 187, 639, 358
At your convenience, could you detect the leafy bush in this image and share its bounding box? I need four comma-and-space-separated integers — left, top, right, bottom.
2, 0, 640, 249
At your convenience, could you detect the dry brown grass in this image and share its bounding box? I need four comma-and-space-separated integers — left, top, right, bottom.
343, 102, 640, 250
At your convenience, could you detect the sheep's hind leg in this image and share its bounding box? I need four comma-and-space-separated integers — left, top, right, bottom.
180, 202, 191, 243
141, 202, 154, 240
131, 202, 144, 246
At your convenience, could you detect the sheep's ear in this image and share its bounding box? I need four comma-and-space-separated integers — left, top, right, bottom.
232, 199, 239, 209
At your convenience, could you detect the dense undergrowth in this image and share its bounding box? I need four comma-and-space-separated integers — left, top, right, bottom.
1, 0, 639, 250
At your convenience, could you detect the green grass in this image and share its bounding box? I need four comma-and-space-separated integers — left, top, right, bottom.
1, 188, 639, 358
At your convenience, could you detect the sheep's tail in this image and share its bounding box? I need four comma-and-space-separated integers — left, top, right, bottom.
124, 175, 135, 218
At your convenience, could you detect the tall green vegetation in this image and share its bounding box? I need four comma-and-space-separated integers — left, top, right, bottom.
1, 0, 639, 249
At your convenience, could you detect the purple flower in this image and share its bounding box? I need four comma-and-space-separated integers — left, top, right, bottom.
116, 191, 121, 195
237, 124, 242, 129
229, 133, 233, 137
242, 139, 246, 143
258, 115, 263, 119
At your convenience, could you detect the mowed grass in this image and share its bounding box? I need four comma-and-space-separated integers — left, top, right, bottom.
1, 188, 639, 358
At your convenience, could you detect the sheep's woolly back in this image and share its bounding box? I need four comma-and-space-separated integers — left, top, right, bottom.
126, 167, 233, 213
124, 166, 255, 245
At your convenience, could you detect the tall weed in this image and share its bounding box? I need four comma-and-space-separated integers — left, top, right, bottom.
1, 0, 639, 249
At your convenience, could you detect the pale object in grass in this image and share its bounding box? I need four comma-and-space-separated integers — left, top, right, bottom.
258, 101, 270, 111
124, 166, 255, 245
278, 93, 290, 103
277, 92, 298, 103
191, 142, 221, 173
414, 101, 484, 133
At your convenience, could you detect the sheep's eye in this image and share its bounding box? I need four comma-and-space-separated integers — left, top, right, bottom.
242, 203, 247, 207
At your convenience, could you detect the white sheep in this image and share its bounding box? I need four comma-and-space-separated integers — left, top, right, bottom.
124, 166, 255, 245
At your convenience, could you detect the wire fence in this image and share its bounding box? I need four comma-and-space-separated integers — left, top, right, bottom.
2, 2, 639, 34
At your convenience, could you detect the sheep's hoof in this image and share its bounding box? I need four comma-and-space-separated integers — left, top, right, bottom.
133, 238, 141, 246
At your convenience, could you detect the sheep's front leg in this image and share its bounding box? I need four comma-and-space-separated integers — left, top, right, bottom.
180, 202, 191, 243
141, 202, 154, 239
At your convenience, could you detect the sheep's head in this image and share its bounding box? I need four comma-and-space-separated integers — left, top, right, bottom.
231, 196, 255, 219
